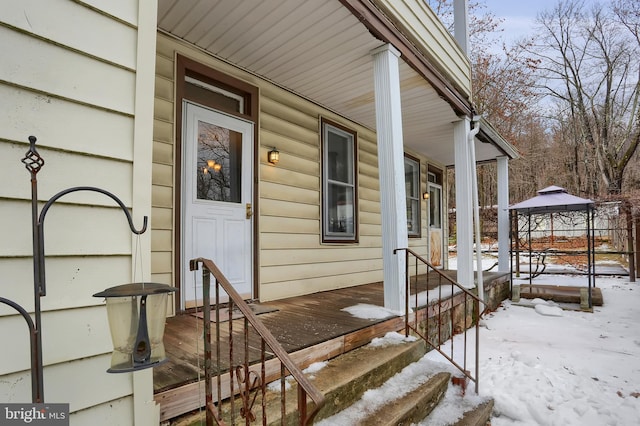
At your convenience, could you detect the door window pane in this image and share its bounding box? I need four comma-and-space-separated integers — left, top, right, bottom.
196, 121, 242, 202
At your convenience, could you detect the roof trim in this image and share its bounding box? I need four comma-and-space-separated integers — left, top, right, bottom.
339, 0, 473, 117
476, 118, 520, 160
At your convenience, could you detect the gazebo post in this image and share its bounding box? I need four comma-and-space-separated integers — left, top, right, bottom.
528, 212, 533, 289
625, 202, 636, 283
514, 212, 520, 278
587, 206, 593, 309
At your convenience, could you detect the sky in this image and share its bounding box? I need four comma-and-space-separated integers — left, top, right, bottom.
309, 262, 640, 425
482, 0, 601, 44
484, 0, 549, 43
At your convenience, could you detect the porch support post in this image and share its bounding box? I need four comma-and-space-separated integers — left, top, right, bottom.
497, 156, 510, 272
132, 0, 160, 424
371, 44, 408, 313
454, 117, 474, 288
453, 0, 469, 54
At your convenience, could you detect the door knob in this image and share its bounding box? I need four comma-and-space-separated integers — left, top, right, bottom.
246, 203, 253, 219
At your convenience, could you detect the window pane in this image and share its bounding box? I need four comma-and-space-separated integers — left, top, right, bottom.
405, 157, 420, 235
407, 199, 419, 233
429, 185, 442, 228
405, 160, 419, 198
322, 121, 357, 241
196, 121, 242, 203
185, 76, 244, 113
327, 131, 352, 184
327, 184, 354, 235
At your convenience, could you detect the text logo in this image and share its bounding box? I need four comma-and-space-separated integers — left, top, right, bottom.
0, 404, 69, 425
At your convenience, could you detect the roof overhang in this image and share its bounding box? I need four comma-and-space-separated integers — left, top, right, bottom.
157, 0, 513, 166
474, 118, 520, 165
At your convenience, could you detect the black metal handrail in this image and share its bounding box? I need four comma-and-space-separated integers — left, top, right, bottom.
395, 248, 487, 394
190, 258, 325, 425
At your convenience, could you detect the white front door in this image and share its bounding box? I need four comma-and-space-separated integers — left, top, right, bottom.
182, 102, 253, 309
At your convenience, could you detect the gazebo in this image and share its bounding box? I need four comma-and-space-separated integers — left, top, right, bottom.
509, 186, 597, 309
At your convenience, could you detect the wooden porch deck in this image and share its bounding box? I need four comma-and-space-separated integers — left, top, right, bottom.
153, 270, 510, 421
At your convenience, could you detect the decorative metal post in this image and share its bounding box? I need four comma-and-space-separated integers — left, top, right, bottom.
0, 136, 174, 403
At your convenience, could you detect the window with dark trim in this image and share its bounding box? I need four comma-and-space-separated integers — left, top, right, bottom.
405, 155, 421, 237
321, 119, 358, 243
428, 168, 443, 229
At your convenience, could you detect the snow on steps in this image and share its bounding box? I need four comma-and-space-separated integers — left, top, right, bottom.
173, 335, 493, 425
312, 334, 494, 426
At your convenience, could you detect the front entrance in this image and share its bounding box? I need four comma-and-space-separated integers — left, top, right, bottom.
181, 102, 254, 309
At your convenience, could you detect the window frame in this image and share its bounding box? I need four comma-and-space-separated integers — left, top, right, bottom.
427, 168, 443, 230
321, 118, 358, 243
405, 154, 421, 238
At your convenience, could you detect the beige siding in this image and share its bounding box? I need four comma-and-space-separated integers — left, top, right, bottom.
0, 0, 156, 423
0, 355, 132, 412
3, 0, 137, 69
0, 257, 132, 314
375, 0, 471, 98
0, 85, 134, 160
153, 33, 447, 304
0, 26, 136, 114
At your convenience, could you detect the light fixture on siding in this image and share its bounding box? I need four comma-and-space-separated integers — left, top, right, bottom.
0, 136, 176, 403
423, 192, 430, 200
268, 147, 280, 165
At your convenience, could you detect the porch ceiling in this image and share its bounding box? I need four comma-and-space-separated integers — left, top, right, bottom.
157, 0, 508, 165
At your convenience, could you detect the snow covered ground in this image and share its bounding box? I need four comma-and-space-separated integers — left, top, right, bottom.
424, 273, 640, 425
321, 272, 640, 425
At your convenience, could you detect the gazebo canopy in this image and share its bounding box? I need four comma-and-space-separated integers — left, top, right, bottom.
510, 186, 594, 215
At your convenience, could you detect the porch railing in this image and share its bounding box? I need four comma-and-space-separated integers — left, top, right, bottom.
394, 248, 487, 394
189, 258, 325, 425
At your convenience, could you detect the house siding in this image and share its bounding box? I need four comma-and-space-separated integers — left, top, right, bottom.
153, 33, 437, 304
374, 0, 471, 99
1, 0, 157, 424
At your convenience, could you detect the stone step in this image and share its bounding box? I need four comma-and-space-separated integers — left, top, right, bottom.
311, 338, 428, 422
171, 338, 494, 426
451, 399, 494, 426
212, 337, 428, 425
358, 371, 451, 426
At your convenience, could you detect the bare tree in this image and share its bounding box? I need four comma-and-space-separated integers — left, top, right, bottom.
428, 0, 548, 204
527, 0, 640, 196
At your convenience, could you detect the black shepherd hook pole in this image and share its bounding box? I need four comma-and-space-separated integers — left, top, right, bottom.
0, 136, 148, 403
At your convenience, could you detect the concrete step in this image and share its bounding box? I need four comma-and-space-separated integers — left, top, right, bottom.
171, 338, 492, 426
311, 338, 428, 422
358, 371, 451, 426
451, 399, 494, 426
212, 337, 428, 425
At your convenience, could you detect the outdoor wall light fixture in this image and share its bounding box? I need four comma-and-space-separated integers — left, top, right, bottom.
0, 136, 175, 403
422, 192, 430, 200
268, 147, 280, 165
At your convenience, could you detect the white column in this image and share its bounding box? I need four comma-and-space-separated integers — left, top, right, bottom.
497, 156, 510, 272
132, 0, 160, 424
454, 117, 474, 288
453, 0, 469, 54
372, 44, 408, 313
